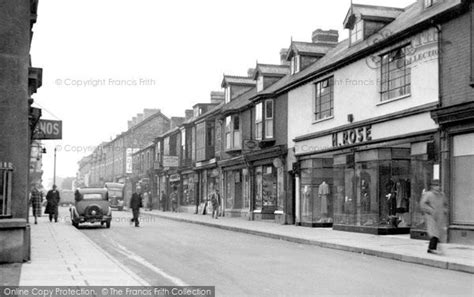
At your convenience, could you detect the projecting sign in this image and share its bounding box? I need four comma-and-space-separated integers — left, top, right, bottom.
33, 119, 62, 140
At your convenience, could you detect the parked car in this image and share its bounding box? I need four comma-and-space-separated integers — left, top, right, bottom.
70, 188, 112, 228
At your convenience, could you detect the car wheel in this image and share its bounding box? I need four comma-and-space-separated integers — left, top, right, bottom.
106, 221, 111, 228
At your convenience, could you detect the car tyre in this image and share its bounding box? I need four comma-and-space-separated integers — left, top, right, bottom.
106, 221, 111, 228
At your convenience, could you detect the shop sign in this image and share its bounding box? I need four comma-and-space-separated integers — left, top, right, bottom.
33, 119, 62, 140
126, 148, 139, 174
163, 155, 179, 167
332, 125, 372, 147
243, 139, 260, 151
169, 174, 180, 182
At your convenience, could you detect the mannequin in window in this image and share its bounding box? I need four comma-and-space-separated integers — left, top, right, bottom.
318, 181, 330, 221
360, 179, 370, 213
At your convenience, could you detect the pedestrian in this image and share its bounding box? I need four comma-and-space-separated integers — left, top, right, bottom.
130, 188, 143, 227
420, 184, 448, 255
160, 191, 168, 212
147, 191, 153, 211
170, 190, 178, 212
143, 191, 149, 211
45, 185, 60, 223
210, 188, 220, 219
29, 184, 43, 224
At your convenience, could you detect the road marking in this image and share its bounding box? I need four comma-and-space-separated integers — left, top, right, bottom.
112, 241, 188, 286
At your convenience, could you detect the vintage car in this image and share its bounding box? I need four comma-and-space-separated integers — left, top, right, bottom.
104, 182, 125, 211
70, 188, 112, 228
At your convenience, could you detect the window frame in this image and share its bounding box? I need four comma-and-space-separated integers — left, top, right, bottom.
225, 115, 241, 150
225, 86, 231, 103
254, 99, 275, 141
350, 19, 364, 44
257, 75, 264, 92
314, 76, 334, 121
379, 45, 412, 102
290, 55, 300, 75
0, 167, 13, 218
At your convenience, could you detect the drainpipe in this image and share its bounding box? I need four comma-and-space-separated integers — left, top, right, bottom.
295, 173, 301, 225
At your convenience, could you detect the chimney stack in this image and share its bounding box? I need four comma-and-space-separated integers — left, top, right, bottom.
280, 48, 289, 65
143, 108, 160, 119
311, 29, 339, 47
136, 113, 144, 124
184, 109, 193, 120
247, 68, 255, 78
210, 91, 224, 104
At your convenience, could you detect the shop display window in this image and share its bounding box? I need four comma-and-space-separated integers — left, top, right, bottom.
333, 148, 412, 229
0, 168, 12, 217
452, 134, 474, 225
225, 171, 234, 209
300, 158, 334, 225
254, 167, 263, 210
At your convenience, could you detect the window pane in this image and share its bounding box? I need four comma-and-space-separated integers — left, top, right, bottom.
256, 123, 262, 140
265, 100, 273, 119
226, 133, 231, 149
226, 116, 231, 131
233, 116, 240, 130
233, 131, 241, 148
265, 119, 273, 138
255, 103, 262, 122
380, 45, 411, 101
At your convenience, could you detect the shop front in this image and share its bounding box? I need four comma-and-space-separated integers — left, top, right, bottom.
294, 111, 438, 234
180, 171, 197, 213
223, 167, 249, 218
195, 160, 220, 216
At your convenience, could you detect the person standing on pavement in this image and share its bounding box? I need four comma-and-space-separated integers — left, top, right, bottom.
210, 187, 220, 219
45, 185, 60, 222
160, 191, 168, 212
143, 191, 149, 211
29, 184, 43, 224
420, 185, 448, 255
170, 189, 178, 212
130, 188, 143, 227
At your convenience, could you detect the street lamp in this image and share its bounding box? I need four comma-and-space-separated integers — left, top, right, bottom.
53, 147, 57, 186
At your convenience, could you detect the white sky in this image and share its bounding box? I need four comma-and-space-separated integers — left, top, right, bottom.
30, 0, 415, 187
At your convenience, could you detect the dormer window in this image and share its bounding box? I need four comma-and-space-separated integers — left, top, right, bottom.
350, 19, 364, 44
290, 55, 300, 75
225, 86, 231, 103
257, 75, 264, 92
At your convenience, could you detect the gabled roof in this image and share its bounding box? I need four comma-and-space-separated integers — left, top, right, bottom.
344, 3, 405, 29
257, 0, 463, 98
195, 102, 225, 124
287, 41, 332, 59
220, 87, 257, 117
253, 63, 290, 79
221, 75, 256, 88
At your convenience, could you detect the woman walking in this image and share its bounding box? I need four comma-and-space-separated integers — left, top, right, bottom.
420, 185, 448, 255
30, 184, 43, 224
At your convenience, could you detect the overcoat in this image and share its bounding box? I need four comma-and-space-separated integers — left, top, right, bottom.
30, 189, 43, 216
420, 189, 448, 242
45, 190, 60, 214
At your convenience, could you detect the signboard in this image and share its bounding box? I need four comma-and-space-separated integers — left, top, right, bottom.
169, 174, 180, 182
163, 155, 179, 168
33, 119, 62, 140
332, 125, 372, 148
243, 139, 260, 152
126, 148, 139, 174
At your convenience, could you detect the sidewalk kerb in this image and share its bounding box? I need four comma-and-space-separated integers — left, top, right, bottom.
145, 211, 473, 274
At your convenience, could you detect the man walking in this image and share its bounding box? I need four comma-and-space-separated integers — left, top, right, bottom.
130, 188, 143, 227
30, 184, 43, 224
210, 187, 220, 219
45, 185, 60, 222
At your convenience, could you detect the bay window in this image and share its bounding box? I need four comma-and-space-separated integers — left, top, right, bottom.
255, 100, 274, 140
225, 115, 241, 150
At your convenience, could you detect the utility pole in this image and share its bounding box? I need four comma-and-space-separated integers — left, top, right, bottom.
53, 146, 57, 186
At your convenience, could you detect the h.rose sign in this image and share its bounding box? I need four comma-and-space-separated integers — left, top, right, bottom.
34, 119, 62, 140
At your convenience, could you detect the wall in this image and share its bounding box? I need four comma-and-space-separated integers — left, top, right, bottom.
288, 28, 440, 148
0, 0, 31, 263
441, 9, 474, 106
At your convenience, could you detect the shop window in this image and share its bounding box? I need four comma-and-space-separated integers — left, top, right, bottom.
380, 46, 411, 102
314, 77, 334, 121
255, 167, 263, 210
0, 166, 13, 217
452, 134, 474, 224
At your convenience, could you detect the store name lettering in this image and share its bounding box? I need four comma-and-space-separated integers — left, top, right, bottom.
332, 125, 372, 147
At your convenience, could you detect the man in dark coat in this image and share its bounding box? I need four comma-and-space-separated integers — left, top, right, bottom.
130, 188, 142, 227
30, 184, 43, 224
45, 185, 60, 222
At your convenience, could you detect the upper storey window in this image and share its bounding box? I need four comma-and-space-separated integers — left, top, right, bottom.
350, 20, 363, 44
290, 55, 300, 75
225, 86, 231, 103
380, 45, 411, 102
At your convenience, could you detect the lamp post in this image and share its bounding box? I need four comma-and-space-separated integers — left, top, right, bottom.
53, 147, 57, 186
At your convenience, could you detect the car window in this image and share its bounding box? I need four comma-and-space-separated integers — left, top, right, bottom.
83, 193, 103, 199
108, 190, 122, 197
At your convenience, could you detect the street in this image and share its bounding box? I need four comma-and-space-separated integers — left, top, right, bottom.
59, 208, 474, 297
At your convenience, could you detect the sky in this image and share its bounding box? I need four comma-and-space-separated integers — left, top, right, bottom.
30, 0, 415, 187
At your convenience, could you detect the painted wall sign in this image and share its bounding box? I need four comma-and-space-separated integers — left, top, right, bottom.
34, 119, 62, 140
163, 155, 179, 168
332, 125, 372, 147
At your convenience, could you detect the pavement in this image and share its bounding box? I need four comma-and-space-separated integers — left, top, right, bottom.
142, 209, 474, 274
19, 211, 149, 286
